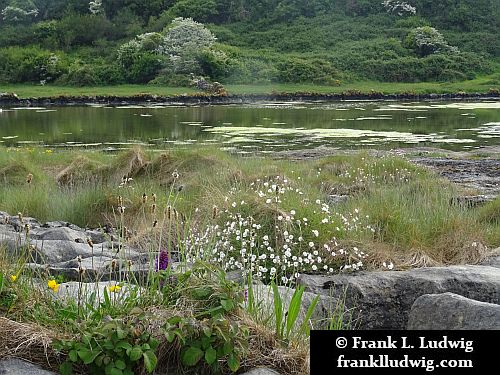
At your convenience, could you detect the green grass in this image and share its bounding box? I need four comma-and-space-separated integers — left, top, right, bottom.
0, 146, 497, 266
1, 74, 499, 99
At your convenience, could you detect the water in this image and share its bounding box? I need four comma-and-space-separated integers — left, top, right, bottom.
0, 100, 499, 151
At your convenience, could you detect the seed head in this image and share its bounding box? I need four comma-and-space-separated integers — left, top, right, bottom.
87, 238, 94, 248
118, 206, 125, 214
152, 220, 158, 228
117, 196, 123, 206
26, 173, 33, 184
172, 170, 179, 179
152, 193, 157, 203
167, 205, 172, 220
111, 259, 117, 270
151, 204, 156, 214
142, 193, 148, 204
212, 206, 218, 219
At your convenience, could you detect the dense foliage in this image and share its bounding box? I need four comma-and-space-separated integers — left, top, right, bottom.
0, 0, 498, 86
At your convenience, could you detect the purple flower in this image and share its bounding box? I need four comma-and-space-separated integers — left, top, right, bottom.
155, 250, 169, 271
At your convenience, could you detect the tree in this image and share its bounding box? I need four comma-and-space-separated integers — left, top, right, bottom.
382, 1, 416, 16
88, 0, 103, 16
160, 17, 217, 74
1, 0, 38, 23
404, 26, 459, 57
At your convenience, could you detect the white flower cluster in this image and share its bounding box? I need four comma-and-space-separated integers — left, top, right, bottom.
181, 175, 374, 285
382, 1, 416, 16
1, 4, 38, 22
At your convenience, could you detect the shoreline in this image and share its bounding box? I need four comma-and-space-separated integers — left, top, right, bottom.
1, 90, 499, 107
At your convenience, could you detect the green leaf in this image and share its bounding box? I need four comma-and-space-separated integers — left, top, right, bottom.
286, 286, 305, 338
220, 299, 234, 311
115, 341, 132, 351
227, 353, 240, 372
222, 341, 233, 356
109, 367, 123, 375
205, 346, 217, 365
115, 359, 126, 370
300, 294, 320, 336
68, 350, 78, 362
143, 350, 158, 373
78, 348, 102, 365
182, 346, 204, 367
128, 346, 143, 362
103, 286, 111, 308
165, 331, 175, 343
59, 362, 73, 375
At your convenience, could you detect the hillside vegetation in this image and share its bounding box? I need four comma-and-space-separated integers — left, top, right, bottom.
0, 0, 499, 87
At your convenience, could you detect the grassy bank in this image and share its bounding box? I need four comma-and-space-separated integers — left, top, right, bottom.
1, 146, 498, 374
1, 74, 499, 99
1, 146, 498, 267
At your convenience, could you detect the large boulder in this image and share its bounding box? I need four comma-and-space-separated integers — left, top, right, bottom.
0, 359, 56, 375
298, 265, 500, 329
407, 292, 500, 330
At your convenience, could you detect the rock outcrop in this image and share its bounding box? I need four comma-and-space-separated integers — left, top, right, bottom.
407, 292, 500, 330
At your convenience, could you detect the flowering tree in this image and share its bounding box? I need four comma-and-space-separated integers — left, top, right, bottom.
382, 0, 416, 16
160, 17, 217, 74
1, 0, 38, 23
117, 32, 164, 68
405, 26, 459, 57
89, 0, 104, 16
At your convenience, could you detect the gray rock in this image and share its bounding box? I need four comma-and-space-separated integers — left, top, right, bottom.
0, 359, 56, 375
327, 194, 349, 205
298, 265, 500, 329
450, 195, 495, 208
407, 293, 500, 330
480, 248, 500, 268
240, 368, 281, 375
85, 229, 108, 244
42, 221, 82, 231
31, 227, 86, 242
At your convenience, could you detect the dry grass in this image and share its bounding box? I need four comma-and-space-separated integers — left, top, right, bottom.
0, 317, 63, 370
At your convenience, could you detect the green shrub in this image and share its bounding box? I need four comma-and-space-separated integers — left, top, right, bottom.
0, 46, 67, 83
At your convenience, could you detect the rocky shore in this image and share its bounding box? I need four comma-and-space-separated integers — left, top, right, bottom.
1, 91, 499, 107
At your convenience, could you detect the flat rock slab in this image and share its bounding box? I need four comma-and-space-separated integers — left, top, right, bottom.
0, 359, 56, 375
407, 292, 500, 330
298, 265, 500, 329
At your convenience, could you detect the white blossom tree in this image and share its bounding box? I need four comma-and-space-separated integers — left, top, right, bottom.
405, 26, 459, 57
1, 0, 38, 23
89, 0, 104, 16
382, 0, 416, 16
160, 17, 217, 74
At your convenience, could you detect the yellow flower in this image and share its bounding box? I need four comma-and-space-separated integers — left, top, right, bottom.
48, 279, 59, 292
10, 275, 17, 282
108, 285, 122, 293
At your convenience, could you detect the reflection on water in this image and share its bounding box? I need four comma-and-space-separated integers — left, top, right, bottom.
0, 101, 499, 151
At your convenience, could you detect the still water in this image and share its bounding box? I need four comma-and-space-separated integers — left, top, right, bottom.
0, 101, 499, 152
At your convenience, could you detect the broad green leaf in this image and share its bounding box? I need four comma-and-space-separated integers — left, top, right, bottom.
204, 346, 217, 365
220, 299, 234, 311
143, 350, 158, 373
78, 348, 102, 365
227, 353, 240, 372
115, 359, 126, 370
59, 362, 73, 375
68, 350, 78, 362
116, 341, 132, 351
182, 346, 204, 367
128, 346, 143, 361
